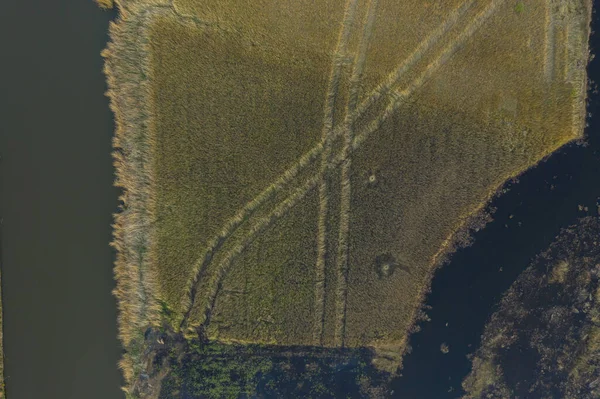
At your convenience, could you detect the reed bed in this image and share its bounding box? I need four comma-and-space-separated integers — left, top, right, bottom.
104, 0, 592, 394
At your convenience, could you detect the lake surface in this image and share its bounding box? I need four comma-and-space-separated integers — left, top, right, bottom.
0, 1, 122, 399
1, 2, 599, 399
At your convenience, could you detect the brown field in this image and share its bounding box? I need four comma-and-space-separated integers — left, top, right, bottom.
104, 0, 592, 392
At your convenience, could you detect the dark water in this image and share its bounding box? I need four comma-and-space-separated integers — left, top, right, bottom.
391, 4, 600, 398
0, 1, 122, 399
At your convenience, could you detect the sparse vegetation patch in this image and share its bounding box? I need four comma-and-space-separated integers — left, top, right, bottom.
463, 217, 600, 399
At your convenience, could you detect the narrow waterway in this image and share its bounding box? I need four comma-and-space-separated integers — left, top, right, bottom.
0, 2, 122, 399
391, 4, 600, 397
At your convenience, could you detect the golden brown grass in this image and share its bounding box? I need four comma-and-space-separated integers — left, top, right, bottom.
105, 0, 592, 390
145, 13, 330, 337
95, 0, 114, 10
335, 0, 379, 348
314, 0, 361, 346
342, 0, 591, 348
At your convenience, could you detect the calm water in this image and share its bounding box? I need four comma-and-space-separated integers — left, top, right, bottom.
1, 2, 599, 399
0, 1, 122, 399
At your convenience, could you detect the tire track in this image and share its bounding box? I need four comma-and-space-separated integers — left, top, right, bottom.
180, 0, 503, 332
314, 0, 360, 346
335, 0, 379, 348
353, 0, 478, 119
352, 0, 505, 155
194, 0, 503, 333
179, 1, 476, 324
198, 175, 322, 332
544, 0, 556, 81
179, 140, 324, 330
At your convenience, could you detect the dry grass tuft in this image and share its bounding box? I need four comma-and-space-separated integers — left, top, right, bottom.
102, 4, 169, 391
95, 0, 114, 10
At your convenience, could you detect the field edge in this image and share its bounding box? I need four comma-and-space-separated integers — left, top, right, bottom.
103, 1, 171, 394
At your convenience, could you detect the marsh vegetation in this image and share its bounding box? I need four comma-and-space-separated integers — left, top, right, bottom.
463, 217, 600, 399
103, 0, 593, 395
153, 339, 388, 398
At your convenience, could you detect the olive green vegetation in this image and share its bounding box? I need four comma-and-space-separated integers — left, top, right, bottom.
462, 217, 600, 399
147, 15, 328, 343
104, 5, 164, 385
515, 1, 525, 13
104, 0, 592, 395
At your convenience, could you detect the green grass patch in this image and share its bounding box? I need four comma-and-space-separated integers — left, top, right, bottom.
515, 1, 525, 14
159, 341, 388, 399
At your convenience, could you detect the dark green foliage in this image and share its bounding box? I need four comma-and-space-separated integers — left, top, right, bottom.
159, 342, 388, 398
515, 2, 525, 13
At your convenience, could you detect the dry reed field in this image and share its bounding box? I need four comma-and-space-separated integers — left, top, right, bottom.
104, 0, 592, 393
